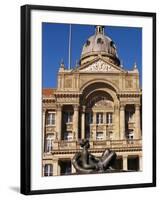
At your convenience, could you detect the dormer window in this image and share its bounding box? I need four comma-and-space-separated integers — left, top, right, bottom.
85, 40, 90, 46
110, 41, 116, 48
97, 38, 103, 44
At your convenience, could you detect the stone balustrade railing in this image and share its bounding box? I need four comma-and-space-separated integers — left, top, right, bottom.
51, 139, 142, 151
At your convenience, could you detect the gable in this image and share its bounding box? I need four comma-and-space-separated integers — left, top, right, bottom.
79, 59, 123, 73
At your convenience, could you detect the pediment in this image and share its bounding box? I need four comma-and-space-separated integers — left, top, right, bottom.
79, 59, 124, 73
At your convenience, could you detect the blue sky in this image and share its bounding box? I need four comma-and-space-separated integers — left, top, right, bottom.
42, 23, 142, 88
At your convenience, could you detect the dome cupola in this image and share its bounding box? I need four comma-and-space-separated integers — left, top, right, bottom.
80, 25, 120, 66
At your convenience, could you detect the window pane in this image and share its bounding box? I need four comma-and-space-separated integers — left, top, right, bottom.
45, 135, 54, 152
44, 164, 53, 176
64, 112, 73, 123
47, 113, 55, 125
96, 113, 103, 124
106, 113, 112, 124
51, 113, 55, 124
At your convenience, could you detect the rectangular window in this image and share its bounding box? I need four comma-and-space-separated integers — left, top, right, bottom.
96, 132, 103, 140
64, 111, 73, 123
47, 112, 55, 125
44, 164, 53, 176
106, 113, 112, 124
96, 113, 103, 124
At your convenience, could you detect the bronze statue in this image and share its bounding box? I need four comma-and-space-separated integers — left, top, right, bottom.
72, 139, 117, 174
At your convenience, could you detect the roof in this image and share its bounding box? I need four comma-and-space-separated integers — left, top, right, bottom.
42, 88, 56, 97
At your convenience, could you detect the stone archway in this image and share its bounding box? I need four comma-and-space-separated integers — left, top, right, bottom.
80, 82, 120, 140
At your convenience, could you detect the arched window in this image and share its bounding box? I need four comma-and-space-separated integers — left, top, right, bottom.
45, 134, 54, 152
44, 164, 53, 176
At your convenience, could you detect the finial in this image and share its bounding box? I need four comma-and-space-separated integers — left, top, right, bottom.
95, 25, 105, 35
60, 58, 65, 68
120, 60, 123, 68
133, 62, 137, 69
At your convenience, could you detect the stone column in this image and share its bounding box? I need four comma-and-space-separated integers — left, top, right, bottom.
53, 160, 58, 176
120, 104, 125, 139
73, 104, 79, 140
135, 104, 141, 139
57, 160, 61, 176
81, 106, 86, 139
42, 109, 46, 152
122, 155, 128, 170
114, 103, 120, 139
93, 112, 96, 140
56, 104, 62, 140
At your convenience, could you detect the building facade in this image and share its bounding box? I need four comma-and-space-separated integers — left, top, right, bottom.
42, 25, 142, 176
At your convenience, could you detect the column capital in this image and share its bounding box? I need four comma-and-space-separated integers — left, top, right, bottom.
122, 155, 128, 159
120, 103, 125, 110
56, 104, 62, 111
73, 104, 79, 111
42, 108, 47, 113
135, 104, 140, 110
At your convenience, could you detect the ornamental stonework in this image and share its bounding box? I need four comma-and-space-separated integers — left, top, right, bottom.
65, 78, 72, 88
80, 60, 119, 72
46, 126, 56, 133
125, 80, 133, 88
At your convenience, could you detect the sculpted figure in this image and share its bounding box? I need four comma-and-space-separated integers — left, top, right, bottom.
72, 139, 117, 174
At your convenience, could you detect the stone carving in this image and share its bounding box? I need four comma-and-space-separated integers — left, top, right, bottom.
65, 79, 72, 88
72, 139, 117, 174
125, 80, 133, 88
80, 60, 119, 72
87, 95, 113, 109
46, 127, 56, 132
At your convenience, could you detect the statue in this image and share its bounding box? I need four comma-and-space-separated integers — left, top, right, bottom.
72, 139, 117, 174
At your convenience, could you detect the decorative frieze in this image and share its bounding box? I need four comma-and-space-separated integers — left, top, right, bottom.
80, 60, 120, 72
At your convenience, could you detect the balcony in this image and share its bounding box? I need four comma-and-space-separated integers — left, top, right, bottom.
51, 139, 142, 152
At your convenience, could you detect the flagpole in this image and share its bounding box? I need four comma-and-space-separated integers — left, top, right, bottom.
68, 24, 72, 69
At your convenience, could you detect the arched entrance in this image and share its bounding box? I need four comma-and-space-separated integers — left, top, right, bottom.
84, 90, 114, 140
80, 81, 119, 140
